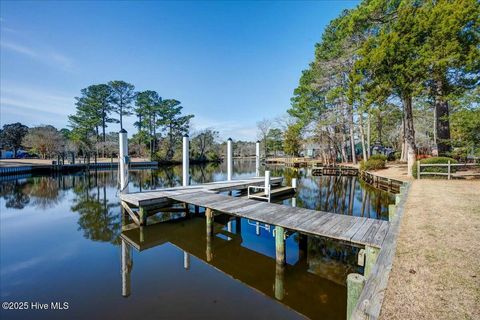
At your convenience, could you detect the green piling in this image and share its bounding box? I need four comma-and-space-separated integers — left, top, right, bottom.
364, 245, 380, 278
275, 226, 285, 265
388, 204, 396, 221
139, 206, 147, 226
347, 273, 365, 320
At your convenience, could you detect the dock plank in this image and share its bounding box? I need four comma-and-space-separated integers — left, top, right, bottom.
120, 177, 390, 248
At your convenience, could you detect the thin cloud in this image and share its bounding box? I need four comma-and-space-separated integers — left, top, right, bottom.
0, 40, 74, 71
0, 41, 37, 57
1, 85, 74, 117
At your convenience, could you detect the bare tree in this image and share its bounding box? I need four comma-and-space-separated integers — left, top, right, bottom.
256, 118, 272, 158
23, 125, 65, 159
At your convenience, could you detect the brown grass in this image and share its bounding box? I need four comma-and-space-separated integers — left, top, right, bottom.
380, 180, 480, 320
374, 163, 412, 182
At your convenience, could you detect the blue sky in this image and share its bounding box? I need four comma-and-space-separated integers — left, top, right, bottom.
0, 0, 359, 141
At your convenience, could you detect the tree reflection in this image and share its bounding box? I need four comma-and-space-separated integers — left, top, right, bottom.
25, 177, 64, 209
0, 179, 30, 209
70, 171, 121, 244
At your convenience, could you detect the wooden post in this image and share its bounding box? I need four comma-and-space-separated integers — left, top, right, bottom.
119, 129, 129, 194
194, 205, 199, 214
121, 239, 132, 297
227, 138, 233, 181
274, 262, 285, 301
255, 140, 260, 177
182, 134, 190, 187
206, 208, 213, 237
139, 206, 147, 226
448, 160, 451, 180
417, 161, 420, 180
183, 202, 190, 218
275, 226, 285, 265
265, 170, 271, 202
347, 273, 366, 320
388, 204, 396, 221
364, 245, 380, 278
357, 249, 365, 266
139, 226, 145, 243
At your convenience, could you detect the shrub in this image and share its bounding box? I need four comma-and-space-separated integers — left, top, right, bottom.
393, 151, 402, 160
360, 158, 386, 171
412, 156, 458, 179
369, 154, 388, 161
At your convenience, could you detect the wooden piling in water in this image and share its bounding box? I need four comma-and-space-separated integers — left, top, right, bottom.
139, 206, 147, 226
275, 226, 285, 265
347, 273, 365, 320
206, 208, 213, 237
274, 262, 285, 300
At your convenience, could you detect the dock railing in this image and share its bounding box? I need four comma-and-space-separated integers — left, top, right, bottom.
417, 161, 480, 180
247, 185, 271, 202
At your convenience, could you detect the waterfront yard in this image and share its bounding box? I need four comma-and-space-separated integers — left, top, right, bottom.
380, 180, 480, 319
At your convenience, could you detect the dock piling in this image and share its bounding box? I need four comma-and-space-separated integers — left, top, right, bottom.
265, 170, 271, 202
119, 129, 129, 194
255, 140, 260, 177
274, 262, 285, 300
388, 204, 396, 221
275, 225, 285, 265
182, 134, 189, 187
227, 138, 233, 181
364, 245, 380, 278
346, 273, 365, 320
206, 208, 213, 236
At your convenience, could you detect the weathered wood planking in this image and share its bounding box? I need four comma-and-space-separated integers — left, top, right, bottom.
120, 176, 390, 247
351, 183, 411, 320
166, 190, 389, 248
121, 177, 283, 207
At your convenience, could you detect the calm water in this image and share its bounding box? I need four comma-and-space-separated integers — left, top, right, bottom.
0, 161, 394, 320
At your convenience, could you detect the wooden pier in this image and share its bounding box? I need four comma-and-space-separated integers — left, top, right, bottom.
120, 177, 390, 248
312, 166, 359, 177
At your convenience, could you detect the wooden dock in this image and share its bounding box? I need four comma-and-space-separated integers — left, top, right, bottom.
120, 177, 389, 248
312, 166, 359, 177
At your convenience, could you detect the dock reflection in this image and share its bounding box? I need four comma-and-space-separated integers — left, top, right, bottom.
120, 208, 356, 319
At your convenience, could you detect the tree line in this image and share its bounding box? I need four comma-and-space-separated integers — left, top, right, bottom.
67, 80, 196, 162
0, 81, 231, 162
257, 0, 479, 177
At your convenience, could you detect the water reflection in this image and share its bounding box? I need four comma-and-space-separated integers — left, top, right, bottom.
0, 163, 393, 244
0, 162, 394, 320
120, 213, 359, 319
70, 173, 121, 243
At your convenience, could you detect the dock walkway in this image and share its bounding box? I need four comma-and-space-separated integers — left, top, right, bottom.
120, 177, 389, 248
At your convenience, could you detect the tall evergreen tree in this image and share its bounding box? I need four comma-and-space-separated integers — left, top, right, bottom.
108, 80, 136, 130
417, 0, 480, 155
157, 99, 194, 160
